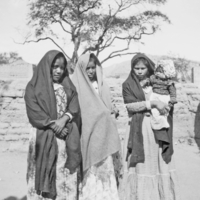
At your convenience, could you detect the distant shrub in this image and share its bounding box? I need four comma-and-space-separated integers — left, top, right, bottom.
0, 52, 22, 65
108, 74, 120, 79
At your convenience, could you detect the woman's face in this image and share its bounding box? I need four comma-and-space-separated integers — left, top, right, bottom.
132, 61, 149, 81
86, 59, 97, 81
52, 57, 65, 83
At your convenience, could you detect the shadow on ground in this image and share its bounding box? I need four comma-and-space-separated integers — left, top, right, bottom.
3, 196, 27, 200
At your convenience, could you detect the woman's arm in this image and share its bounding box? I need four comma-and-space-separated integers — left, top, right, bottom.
53, 88, 80, 134
126, 101, 151, 113
126, 100, 168, 116
151, 100, 169, 115
51, 115, 70, 134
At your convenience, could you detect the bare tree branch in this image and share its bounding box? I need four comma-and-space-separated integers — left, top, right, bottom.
100, 25, 156, 64
119, 0, 142, 12
50, 16, 72, 34
97, 36, 113, 55
15, 37, 70, 60
113, 0, 120, 7
79, 0, 100, 15
101, 39, 131, 63
26, 0, 170, 67
81, 0, 144, 55
101, 52, 138, 64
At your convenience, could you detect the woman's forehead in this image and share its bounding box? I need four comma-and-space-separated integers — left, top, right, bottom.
134, 60, 147, 68
54, 57, 65, 64
87, 59, 96, 67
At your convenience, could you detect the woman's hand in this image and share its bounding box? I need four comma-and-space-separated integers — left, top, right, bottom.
49, 122, 56, 131
53, 115, 70, 134
60, 127, 69, 139
50, 122, 69, 138
151, 100, 168, 115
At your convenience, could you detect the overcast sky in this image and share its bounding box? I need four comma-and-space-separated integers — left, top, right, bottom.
0, 0, 199, 66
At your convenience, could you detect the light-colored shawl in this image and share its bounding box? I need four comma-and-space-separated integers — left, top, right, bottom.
72, 54, 121, 171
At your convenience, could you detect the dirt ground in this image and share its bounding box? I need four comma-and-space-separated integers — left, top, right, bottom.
0, 141, 200, 200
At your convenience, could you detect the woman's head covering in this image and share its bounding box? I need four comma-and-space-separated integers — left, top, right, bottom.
27, 50, 70, 121
122, 53, 155, 166
71, 53, 121, 171
123, 53, 155, 104
24, 50, 79, 199
131, 53, 155, 76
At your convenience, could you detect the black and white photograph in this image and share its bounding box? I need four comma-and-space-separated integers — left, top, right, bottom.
0, 0, 200, 199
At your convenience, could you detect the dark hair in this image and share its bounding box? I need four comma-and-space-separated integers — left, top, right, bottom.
132, 57, 150, 70
52, 52, 67, 68
89, 53, 97, 65
51, 53, 68, 81
131, 57, 154, 78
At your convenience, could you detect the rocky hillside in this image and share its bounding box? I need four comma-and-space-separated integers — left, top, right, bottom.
104, 55, 200, 82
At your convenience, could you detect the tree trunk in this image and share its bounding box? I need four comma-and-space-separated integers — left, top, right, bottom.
69, 37, 81, 74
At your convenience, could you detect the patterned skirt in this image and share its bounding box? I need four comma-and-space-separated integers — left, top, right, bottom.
79, 152, 122, 200
119, 116, 180, 200
26, 128, 78, 200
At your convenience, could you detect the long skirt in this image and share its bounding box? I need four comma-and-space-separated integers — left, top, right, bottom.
79, 153, 122, 200
26, 128, 78, 200
119, 116, 180, 200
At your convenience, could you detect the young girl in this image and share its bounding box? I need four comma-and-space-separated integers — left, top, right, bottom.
25, 50, 81, 199
149, 59, 177, 130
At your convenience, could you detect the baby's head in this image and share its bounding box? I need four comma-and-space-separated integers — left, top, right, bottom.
155, 59, 176, 79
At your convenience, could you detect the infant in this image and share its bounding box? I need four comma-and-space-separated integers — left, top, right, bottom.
149, 59, 177, 130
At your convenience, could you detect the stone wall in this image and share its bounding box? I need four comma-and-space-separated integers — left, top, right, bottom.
106, 78, 200, 141
175, 83, 200, 139
1, 76, 200, 151
0, 59, 33, 151
192, 66, 200, 84
0, 59, 33, 80
0, 79, 30, 150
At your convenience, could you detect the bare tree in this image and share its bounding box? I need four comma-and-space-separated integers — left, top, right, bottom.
24, 0, 170, 71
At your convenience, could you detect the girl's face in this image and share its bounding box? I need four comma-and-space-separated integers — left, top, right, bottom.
86, 59, 97, 81
52, 57, 65, 83
132, 61, 149, 81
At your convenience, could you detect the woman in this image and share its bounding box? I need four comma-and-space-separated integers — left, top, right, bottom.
119, 53, 180, 200
25, 50, 81, 200
72, 53, 122, 200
